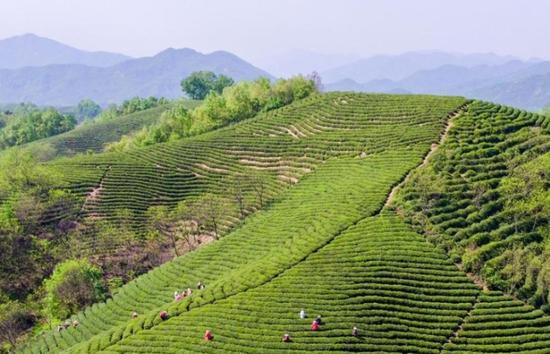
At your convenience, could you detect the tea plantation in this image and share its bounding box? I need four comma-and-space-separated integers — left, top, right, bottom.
18, 93, 550, 353
22, 101, 198, 158
46, 93, 465, 252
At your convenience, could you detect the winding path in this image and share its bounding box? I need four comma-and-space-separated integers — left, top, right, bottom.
384, 108, 463, 208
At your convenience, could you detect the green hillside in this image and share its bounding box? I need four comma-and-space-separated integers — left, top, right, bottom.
16, 93, 466, 353
21, 101, 198, 158
442, 291, 550, 353
17, 92, 550, 354
394, 101, 550, 305
46, 93, 462, 252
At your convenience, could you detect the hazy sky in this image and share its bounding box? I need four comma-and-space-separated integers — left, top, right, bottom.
1, 0, 549, 61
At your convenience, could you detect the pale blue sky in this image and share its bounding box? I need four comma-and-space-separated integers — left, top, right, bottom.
0, 0, 548, 61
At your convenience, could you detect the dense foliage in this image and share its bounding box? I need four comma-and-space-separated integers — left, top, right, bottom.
43, 259, 107, 320
0, 301, 35, 351
74, 99, 101, 123
180, 71, 235, 100
106, 75, 317, 151
0, 107, 76, 149
0, 148, 82, 299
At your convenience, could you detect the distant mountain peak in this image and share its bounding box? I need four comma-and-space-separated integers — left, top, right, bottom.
0, 33, 132, 70
0, 43, 274, 106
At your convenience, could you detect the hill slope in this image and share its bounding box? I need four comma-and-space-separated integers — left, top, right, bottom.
47, 93, 463, 245
18, 93, 467, 353
0, 33, 131, 69
0, 48, 274, 106
19, 100, 201, 158
20, 93, 550, 354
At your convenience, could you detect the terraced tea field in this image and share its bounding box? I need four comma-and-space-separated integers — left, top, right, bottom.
18, 93, 465, 353
98, 213, 480, 354
394, 102, 550, 279
48, 93, 465, 252
22, 101, 198, 158
442, 291, 550, 353
20, 93, 550, 354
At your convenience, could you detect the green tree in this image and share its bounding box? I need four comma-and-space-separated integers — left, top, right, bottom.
180, 71, 234, 100
213, 74, 235, 94
43, 259, 106, 320
195, 194, 231, 240
0, 148, 76, 297
75, 99, 101, 122
145, 205, 176, 255
0, 301, 34, 350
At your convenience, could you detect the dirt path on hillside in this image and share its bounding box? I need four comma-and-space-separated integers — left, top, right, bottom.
82, 166, 110, 211
384, 109, 461, 208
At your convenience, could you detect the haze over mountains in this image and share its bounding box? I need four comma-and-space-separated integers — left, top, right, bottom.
0, 33, 549, 110
321, 52, 550, 111
252, 49, 362, 78
0, 34, 273, 106
0, 33, 131, 69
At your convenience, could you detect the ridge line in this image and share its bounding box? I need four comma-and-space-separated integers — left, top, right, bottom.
384, 105, 466, 208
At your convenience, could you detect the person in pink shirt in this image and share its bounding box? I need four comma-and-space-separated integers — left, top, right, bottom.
311, 321, 319, 331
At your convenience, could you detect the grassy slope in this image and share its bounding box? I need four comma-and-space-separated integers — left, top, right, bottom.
442, 291, 550, 353
18, 93, 467, 353
20, 100, 201, 158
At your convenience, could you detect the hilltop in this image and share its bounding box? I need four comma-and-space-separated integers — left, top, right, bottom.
0, 33, 131, 69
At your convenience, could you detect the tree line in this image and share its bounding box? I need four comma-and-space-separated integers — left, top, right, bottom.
106, 72, 320, 151
0, 106, 76, 149
0, 149, 274, 351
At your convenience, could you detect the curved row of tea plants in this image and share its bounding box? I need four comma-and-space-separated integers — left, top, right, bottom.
23, 105, 172, 158
49, 93, 466, 252
98, 212, 480, 354
394, 101, 550, 302
443, 291, 550, 353
19, 147, 438, 354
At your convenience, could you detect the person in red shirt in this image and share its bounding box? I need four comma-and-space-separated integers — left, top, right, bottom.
133, 311, 138, 319
73, 320, 79, 328
311, 320, 319, 331
160, 311, 167, 320
283, 333, 290, 342
204, 330, 212, 341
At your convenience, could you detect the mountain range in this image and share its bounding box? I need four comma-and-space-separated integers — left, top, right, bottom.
0, 34, 273, 106
324, 57, 550, 111
251, 49, 361, 78
0, 33, 131, 69
0, 34, 549, 110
